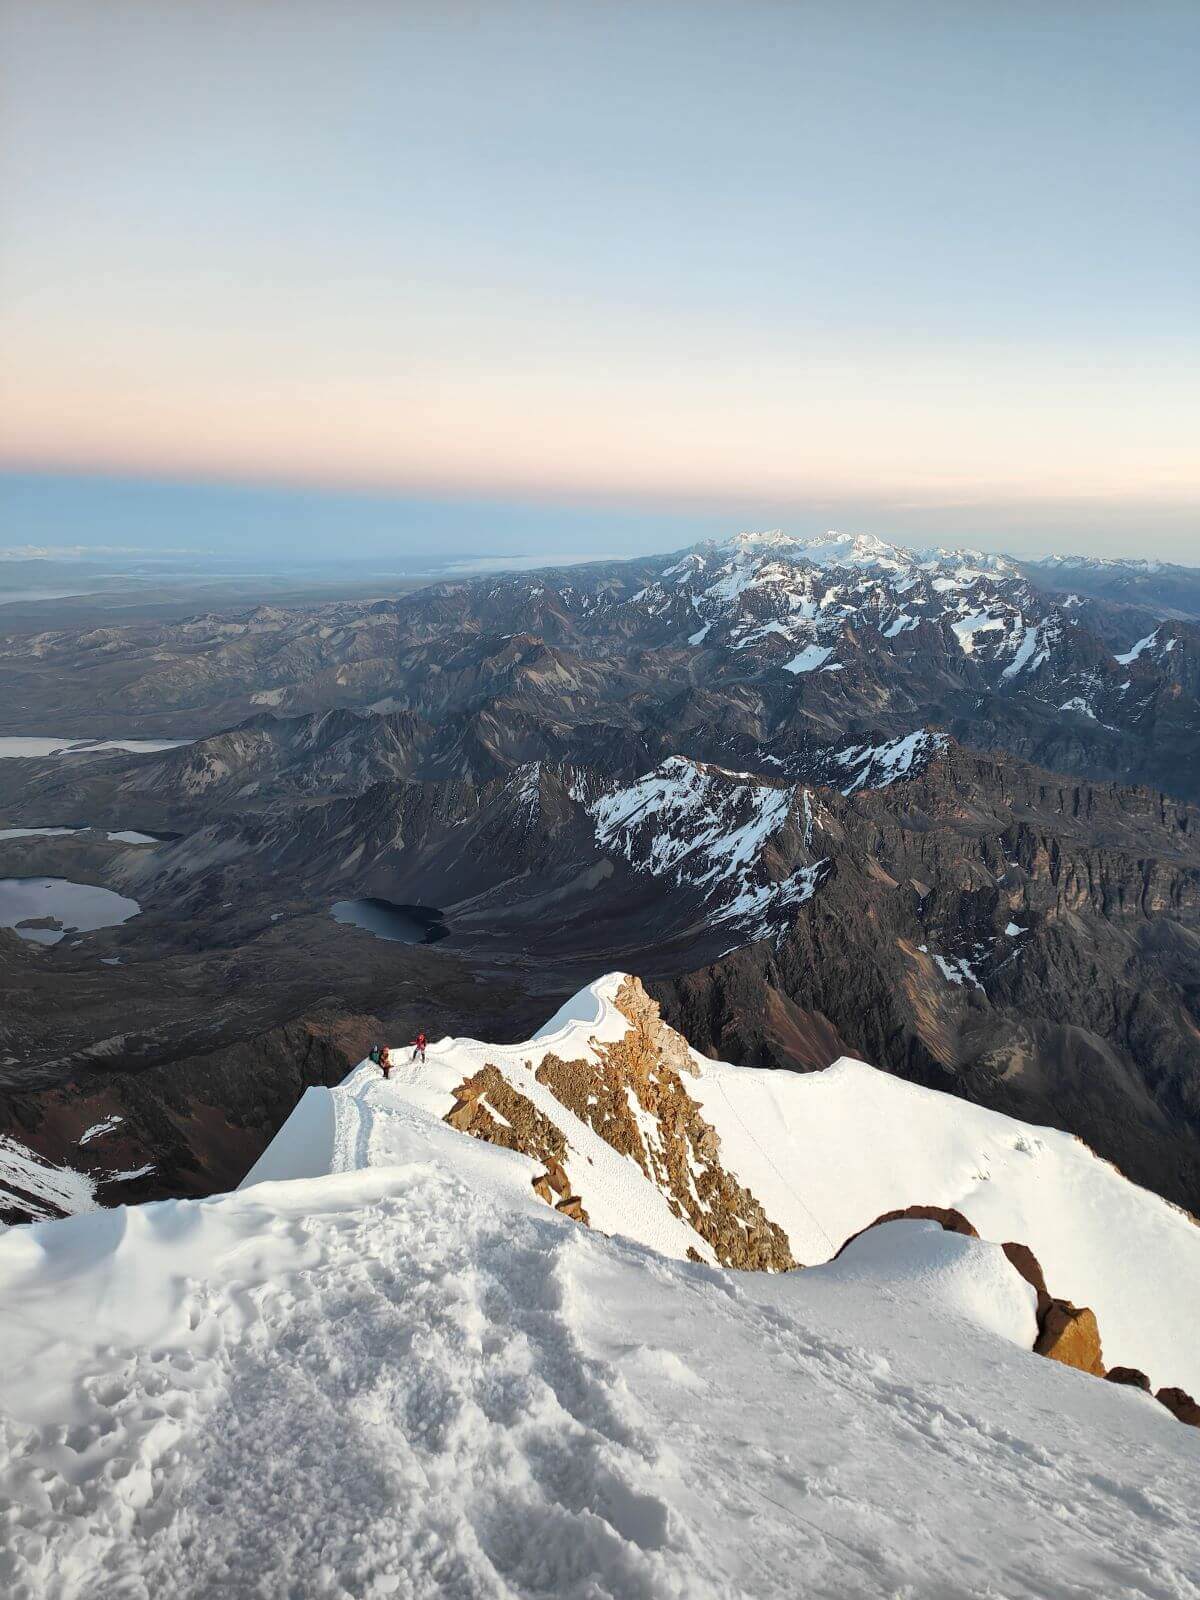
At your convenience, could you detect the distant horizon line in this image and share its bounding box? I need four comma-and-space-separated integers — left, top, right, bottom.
2, 462, 1197, 567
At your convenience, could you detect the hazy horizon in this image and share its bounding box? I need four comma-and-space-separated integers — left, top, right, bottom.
2, 2, 1196, 561
1, 465, 1197, 573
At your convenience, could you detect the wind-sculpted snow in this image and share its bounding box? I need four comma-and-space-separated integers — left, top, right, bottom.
247, 974, 1200, 1397
2, 974, 1199, 1599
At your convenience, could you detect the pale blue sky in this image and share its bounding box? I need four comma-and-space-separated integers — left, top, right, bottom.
1, 1, 1196, 560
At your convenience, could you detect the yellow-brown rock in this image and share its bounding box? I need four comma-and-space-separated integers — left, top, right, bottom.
443, 1066, 591, 1223
1034, 1301, 1105, 1376
536, 976, 796, 1272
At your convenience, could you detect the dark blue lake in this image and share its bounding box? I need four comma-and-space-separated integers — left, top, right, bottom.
330, 898, 448, 944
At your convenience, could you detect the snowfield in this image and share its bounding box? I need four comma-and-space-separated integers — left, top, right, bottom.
1, 975, 1198, 1599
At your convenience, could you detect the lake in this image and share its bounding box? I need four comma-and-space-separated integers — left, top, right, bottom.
330, 898, 448, 945
0, 826, 165, 844
0, 737, 192, 758
0, 878, 143, 945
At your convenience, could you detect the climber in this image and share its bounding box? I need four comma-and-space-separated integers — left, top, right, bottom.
380, 1045, 393, 1080
411, 1031, 427, 1065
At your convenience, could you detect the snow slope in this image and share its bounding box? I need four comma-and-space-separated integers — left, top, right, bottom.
247, 975, 1200, 1396
0, 1135, 98, 1221
577, 757, 825, 941
2, 975, 1199, 1599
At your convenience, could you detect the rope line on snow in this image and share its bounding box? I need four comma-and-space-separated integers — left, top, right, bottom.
714, 1077, 839, 1261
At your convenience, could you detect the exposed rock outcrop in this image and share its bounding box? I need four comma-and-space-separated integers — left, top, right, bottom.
834, 1204, 978, 1259
1000, 1241, 1051, 1319
535, 977, 795, 1271
1033, 1301, 1106, 1376
437, 979, 793, 1268
1105, 1367, 1151, 1391
443, 1066, 596, 1223
839, 1218, 1113, 1383
1155, 1387, 1200, 1427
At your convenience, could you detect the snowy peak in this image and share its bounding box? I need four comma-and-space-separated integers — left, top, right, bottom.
632, 527, 1063, 685
571, 757, 824, 942
721, 528, 912, 571
830, 729, 950, 794
248, 971, 1200, 1407
1035, 554, 1184, 576
560, 734, 953, 941
6, 975, 1200, 1597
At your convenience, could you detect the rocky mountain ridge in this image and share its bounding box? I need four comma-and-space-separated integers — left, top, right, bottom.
5, 724, 1200, 1223
2, 530, 1197, 801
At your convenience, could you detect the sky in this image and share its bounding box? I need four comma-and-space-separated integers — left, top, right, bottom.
1, 0, 1197, 564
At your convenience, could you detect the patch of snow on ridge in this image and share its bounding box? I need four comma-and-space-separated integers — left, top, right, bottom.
951, 611, 1008, 654
834, 730, 948, 794
79, 1115, 125, 1146
1115, 629, 1159, 665
1001, 621, 1049, 679
883, 614, 917, 636
715, 859, 825, 942
931, 952, 984, 990
783, 642, 833, 674
583, 759, 813, 941
0, 1134, 98, 1220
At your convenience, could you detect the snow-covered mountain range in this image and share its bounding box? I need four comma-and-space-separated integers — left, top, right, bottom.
625, 529, 1194, 714
3, 975, 1197, 1599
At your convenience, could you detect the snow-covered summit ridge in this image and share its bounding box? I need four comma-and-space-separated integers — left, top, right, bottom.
247, 971, 1200, 1399
635, 527, 1068, 683
4, 974, 1199, 1598
708, 529, 1022, 579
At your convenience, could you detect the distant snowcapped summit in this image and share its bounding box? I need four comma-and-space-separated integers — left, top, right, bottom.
719, 528, 911, 571
1033, 554, 1183, 575
708, 529, 1025, 584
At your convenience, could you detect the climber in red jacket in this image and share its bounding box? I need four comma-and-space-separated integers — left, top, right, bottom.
411, 1032, 427, 1065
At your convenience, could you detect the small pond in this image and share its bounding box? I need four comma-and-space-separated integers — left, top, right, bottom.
0, 877, 143, 946
330, 898, 448, 945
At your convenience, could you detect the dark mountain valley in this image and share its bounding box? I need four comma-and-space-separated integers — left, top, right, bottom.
3, 531, 1199, 1225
